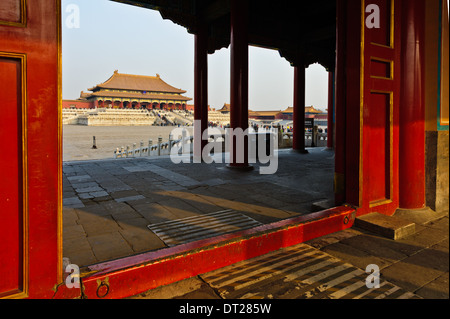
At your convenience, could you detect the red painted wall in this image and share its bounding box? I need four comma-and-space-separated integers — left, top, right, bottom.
62, 100, 94, 109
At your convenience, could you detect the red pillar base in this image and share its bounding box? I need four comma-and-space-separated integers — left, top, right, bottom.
292, 148, 309, 154
226, 163, 254, 171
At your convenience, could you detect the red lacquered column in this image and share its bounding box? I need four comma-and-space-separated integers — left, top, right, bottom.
399, 0, 426, 209
293, 64, 307, 153
194, 24, 209, 162
327, 71, 334, 149
229, 0, 250, 168
334, 0, 347, 205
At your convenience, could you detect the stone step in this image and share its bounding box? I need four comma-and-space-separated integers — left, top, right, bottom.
355, 212, 416, 240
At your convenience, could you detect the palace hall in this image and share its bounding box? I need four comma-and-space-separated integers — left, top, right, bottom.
78, 70, 192, 110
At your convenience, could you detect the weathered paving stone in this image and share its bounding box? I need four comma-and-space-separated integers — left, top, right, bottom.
320, 242, 393, 270
115, 195, 146, 203
90, 191, 109, 198
63, 236, 91, 255
133, 202, 179, 224
156, 198, 204, 219
111, 209, 142, 221
82, 216, 121, 236
78, 193, 94, 200
397, 226, 449, 249
67, 175, 92, 182
78, 204, 110, 217
71, 182, 99, 189
415, 273, 449, 299
75, 186, 104, 194
339, 234, 410, 263
87, 232, 134, 261
381, 259, 445, 293
63, 224, 86, 240
117, 217, 150, 231
63, 197, 85, 208
64, 249, 98, 267
110, 190, 141, 200
63, 208, 79, 226
119, 228, 166, 252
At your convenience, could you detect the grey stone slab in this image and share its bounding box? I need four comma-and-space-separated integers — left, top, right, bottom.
339, 234, 411, 262
119, 228, 166, 253
71, 182, 100, 189
123, 166, 149, 173
415, 273, 449, 299
397, 226, 449, 249
78, 204, 111, 217
381, 259, 445, 293
425, 216, 449, 231
63, 197, 85, 208
320, 242, 393, 270
82, 216, 121, 236
78, 193, 94, 200
67, 175, 92, 182
63, 191, 77, 198
176, 179, 201, 187
197, 178, 226, 187
249, 193, 288, 209
155, 198, 203, 219
90, 191, 109, 198
63, 236, 91, 255
87, 232, 134, 262
63, 224, 86, 240
402, 247, 449, 273
394, 207, 448, 226
133, 202, 179, 224
64, 249, 98, 267
177, 194, 225, 214
111, 209, 142, 221
76, 186, 104, 194
63, 208, 79, 226
115, 195, 146, 203
117, 217, 150, 231
156, 183, 187, 191
110, 190, 141, 200
143, 164, 200, 187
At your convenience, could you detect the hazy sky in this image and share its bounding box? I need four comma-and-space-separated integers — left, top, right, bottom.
62, 0, 329, 111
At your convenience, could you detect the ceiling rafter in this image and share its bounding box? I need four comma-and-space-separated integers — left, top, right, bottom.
111, 0, 336, 69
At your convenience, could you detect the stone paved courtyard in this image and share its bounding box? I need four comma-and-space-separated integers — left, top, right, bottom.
63, 148, 335, 267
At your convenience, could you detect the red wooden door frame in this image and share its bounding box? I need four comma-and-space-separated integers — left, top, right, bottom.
361, 0, 402, 215
336, 0, 402, 217
0, 0, 62, 298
